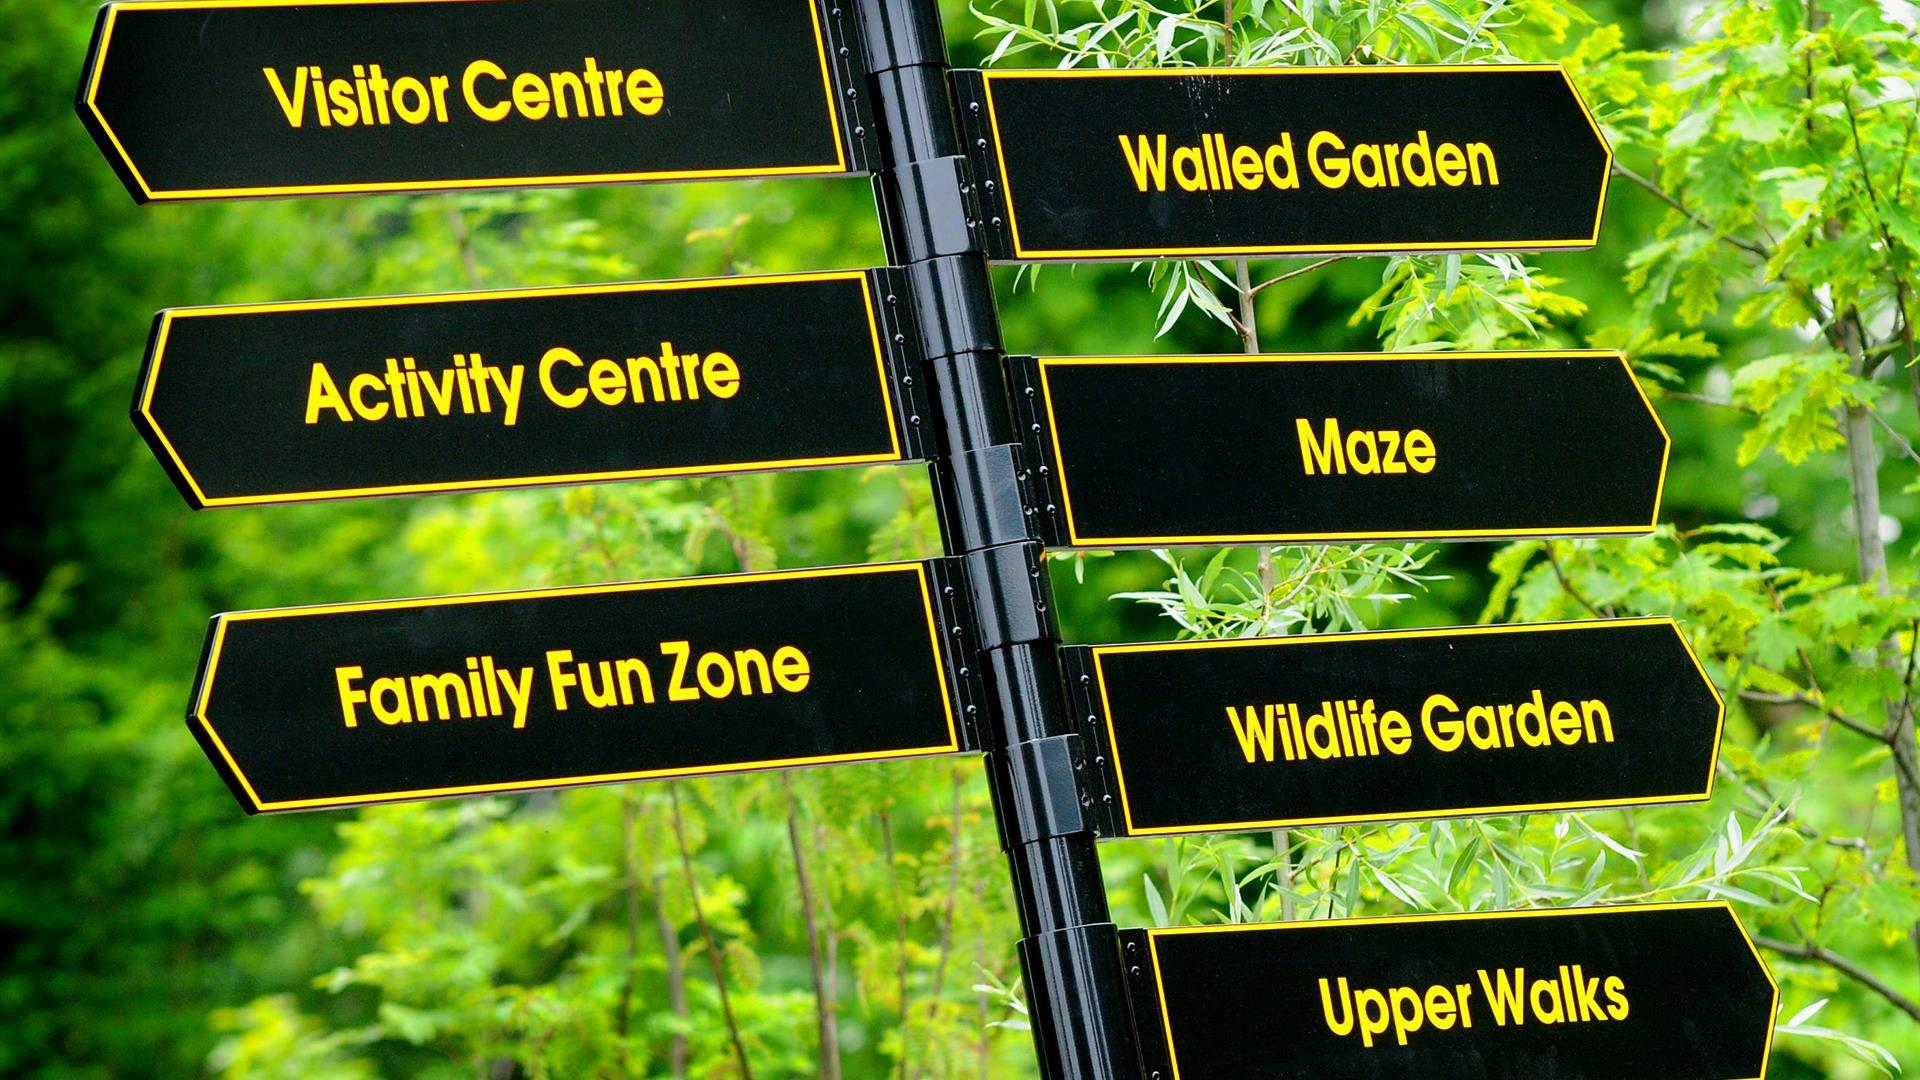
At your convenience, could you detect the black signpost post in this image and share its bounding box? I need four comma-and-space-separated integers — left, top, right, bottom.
78, 0, 1782, 1076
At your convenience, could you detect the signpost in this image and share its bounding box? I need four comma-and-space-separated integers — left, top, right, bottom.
1065, 619, 1724, 837
77, 0, 872, 202
188, 562, 978, 813
1126, 902, 1777, 1080
1012, 351, 1668, 548
135, 270, 926, 508
953, 65, 1611, 262
78, 0, 1783, 1072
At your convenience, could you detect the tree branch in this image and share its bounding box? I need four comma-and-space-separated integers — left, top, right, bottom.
1755, 934, 1920, 1022
1610, 163, 1775, 260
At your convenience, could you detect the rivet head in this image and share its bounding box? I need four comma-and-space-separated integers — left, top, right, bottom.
959, 667, 971, 677
1081, 676, 1091, 685
1103, 794, 1114, 804
854, 125, 866, 136
1095, 756, 1107, 766
992, 217, 1003, 227
1131, 966, 1143, 976
1030, 422, 1041, 433
985, 180, 997, 191
886, 294, 897, 304
977, 138, 988, 149
970, 101, 981, 113
847, 88, 858, 98
839, 46, 849, 57
894, 333, 906, 344
943, 586, 954, 596
909, 414, 921, 425
1025, 386, 1035, 397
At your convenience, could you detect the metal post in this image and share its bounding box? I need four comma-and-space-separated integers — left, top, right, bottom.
840, 2, 1144, 1077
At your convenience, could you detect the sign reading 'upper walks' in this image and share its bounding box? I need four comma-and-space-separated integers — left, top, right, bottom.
78, 0, 873, 201
954, 65, 1612, 261
1128, 903, 1776, 1080
136, 271, 924, 508
189, 562, 977, 813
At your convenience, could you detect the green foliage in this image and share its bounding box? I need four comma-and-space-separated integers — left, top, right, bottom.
5, 0, 1920, 1076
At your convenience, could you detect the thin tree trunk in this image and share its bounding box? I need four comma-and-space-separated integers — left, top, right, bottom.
1832, 309, 1920, 973
651, 856, 691, 1077
784, 774, 841, 1080
879, 807, 913, 1079
917, 765, 968, 1080
669, 782, 755, 1080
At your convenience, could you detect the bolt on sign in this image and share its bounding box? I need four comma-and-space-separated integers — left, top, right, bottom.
1125, 903, 1777, 1080
77, 0, 874, 202
952, 64, 1611, 261
1063, 619, 1724, 838
1009, 351, 1668, 548
187, 562, 981, 814
133, 270, 927, 508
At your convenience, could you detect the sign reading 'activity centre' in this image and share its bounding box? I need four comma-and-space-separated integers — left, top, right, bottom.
1068, 619, 1724, 837
136, 271, 923, 508
955, 65, 1611, 260
1129, 903, 1776, 1080
78, 0, 871, 201
189, 562, 974, 813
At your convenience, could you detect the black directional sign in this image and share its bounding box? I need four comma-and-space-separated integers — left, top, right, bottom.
1065, 619, 1724, 838
953, 65, 1611, 262
134, 270, 925, 509
78, 0, 873, 202
1010, 351, 1668, 548
1127, 903, 1776, 1080
188, 562, 978, 813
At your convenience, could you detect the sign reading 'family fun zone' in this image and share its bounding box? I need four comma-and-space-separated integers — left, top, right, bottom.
1012, 351, 1669, 548
1128, 903, 1776, 1080
77, 0, 871, 201
954, 65, 1611, 261
135, 271, 923, 508
188, 562, 974, 813
1067, 619, 1724, 837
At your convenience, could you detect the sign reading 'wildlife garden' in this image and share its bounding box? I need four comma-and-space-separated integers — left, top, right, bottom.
1070, 619, 1724, 837
136, 271, 921, 508
955, 65, 1611, 261
78, 0, 870, 201
189, 562, 973, 813
1128, 903, 1776, 1080
1013, 351, 1668, 548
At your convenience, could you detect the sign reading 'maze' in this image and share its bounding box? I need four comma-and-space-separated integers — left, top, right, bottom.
1013, 351, 1669, 548
77, 0, 872, 202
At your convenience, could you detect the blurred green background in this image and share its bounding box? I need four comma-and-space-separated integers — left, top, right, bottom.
6, 0, 1920, 1075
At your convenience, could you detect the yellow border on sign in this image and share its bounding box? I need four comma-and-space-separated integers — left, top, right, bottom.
193, 562, 962, 812
1093, 617, 1725, 836
1143, 901, 1777, 1080
1035, 350, 1669, 547
83, 0, 852, 201
979, 63, 1612, 260
138, 271, 905, 507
